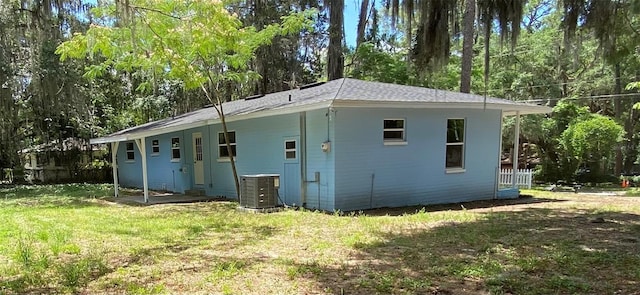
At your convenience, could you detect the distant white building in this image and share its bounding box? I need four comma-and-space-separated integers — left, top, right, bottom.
20, 138, 108, 183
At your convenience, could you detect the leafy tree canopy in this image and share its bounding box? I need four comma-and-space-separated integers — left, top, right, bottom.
560, 113, 624, 171
56, 0, 314, 94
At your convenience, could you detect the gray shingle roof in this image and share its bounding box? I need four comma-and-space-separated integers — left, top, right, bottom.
92, 78, 550, 143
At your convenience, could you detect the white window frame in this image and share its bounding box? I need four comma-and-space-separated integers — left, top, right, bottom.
125, 142, 135, 162
383, 118, 407, 145
446, 118, 466, 173
284, 139, 297, 160
171, 137, 181, 162
151, 139, 160, 156
217, 131, 237, 161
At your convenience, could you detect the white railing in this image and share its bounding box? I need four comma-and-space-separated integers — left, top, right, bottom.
499, 169, 533, 189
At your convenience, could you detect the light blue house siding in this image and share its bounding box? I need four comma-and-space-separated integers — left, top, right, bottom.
207, 113, 300, 199
333, 107, 502, 211
204, 109, 335, 211
115, 109, 335, 211
116, 106, 502, 212
116, 142, 142, 189
303, 109, 335, 210
117, 130, 193, 193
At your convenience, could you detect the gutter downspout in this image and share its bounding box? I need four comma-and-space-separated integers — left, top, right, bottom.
111, 142, 120, 198
208, 124, 214, 194
300, 112, 307, 207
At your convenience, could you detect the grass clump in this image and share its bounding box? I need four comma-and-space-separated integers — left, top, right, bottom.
285, 260, 322, 279
58, 256, 109, 291
208, 259, 247, 282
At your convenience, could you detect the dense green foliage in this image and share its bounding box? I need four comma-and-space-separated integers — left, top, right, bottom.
0, 0, 639, 182
561, 114, 625, 180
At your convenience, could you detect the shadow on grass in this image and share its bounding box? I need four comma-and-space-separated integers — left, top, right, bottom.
309, 207, 640, 295
0, 184, 115, 209
356, 195, 564, 216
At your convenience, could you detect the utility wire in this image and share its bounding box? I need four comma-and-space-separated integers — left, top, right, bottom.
485, 75, 640, 94
521, 93, 640, 104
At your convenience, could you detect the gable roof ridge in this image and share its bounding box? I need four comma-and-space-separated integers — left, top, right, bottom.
329, 78, 347, 106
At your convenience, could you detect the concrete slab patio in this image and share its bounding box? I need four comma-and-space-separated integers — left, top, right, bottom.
106, 193, 228, 205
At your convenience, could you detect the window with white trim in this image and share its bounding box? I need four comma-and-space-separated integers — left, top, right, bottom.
151, 139, 160, 155
383, 119, 406, 144
284, 140, 297, 160
171, 137, 181, 160
194, 137, 203, 161
446, 118, 465, 169
126, 142, 135, 161
218, 131, 236, 158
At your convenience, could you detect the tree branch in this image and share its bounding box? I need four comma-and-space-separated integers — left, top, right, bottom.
130, 5, 183, 20
624, 13, 640, 38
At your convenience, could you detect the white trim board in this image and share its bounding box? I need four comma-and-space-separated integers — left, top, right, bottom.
90, 101, 332, 144
90, 100, 549, 144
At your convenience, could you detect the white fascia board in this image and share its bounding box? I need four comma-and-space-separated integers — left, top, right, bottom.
90, 135, 128, 145
90, 101, 332, 144
90, 121, 209, 144
331, 100, 552, 115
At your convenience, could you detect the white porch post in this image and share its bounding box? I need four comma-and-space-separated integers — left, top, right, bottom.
111, 142, 120, 198
512, 111, 521, 188
495, 111, 504, 199
135, 138, 149, 203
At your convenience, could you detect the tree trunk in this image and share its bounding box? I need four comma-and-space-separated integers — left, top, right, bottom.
356, 0, 369, 47
614, 63, 622, 175
327, 0, 344, 80
460, 0, 475, 93
405, 1, 413, 63
219, 105, 241, 199
201, 84, 241, 199
482, 16, 490, 102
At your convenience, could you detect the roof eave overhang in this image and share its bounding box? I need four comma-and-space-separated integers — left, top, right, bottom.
90, 99, 550, 145
331, 100, 552, 115
89, 120, 209, 144
204, 101, 333, 125
89, 101, 333, 144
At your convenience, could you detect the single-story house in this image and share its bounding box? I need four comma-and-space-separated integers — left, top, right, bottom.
91, 78, 551, 211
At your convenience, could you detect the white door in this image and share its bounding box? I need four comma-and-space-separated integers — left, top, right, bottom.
192, 132, 204, 185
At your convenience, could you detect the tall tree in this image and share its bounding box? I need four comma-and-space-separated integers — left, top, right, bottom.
0, 0, 99, 168
357, 0, 372, 47
386, 0, 525, 91
235, 0, 322, 94
477, 0, 525, 99
460, 0, 475, 93
0, 1, 21, 168
327, 0, 344, 80
562, 0, 640, 174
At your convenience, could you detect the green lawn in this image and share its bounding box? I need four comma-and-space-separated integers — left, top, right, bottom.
1, 184, 639, 294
